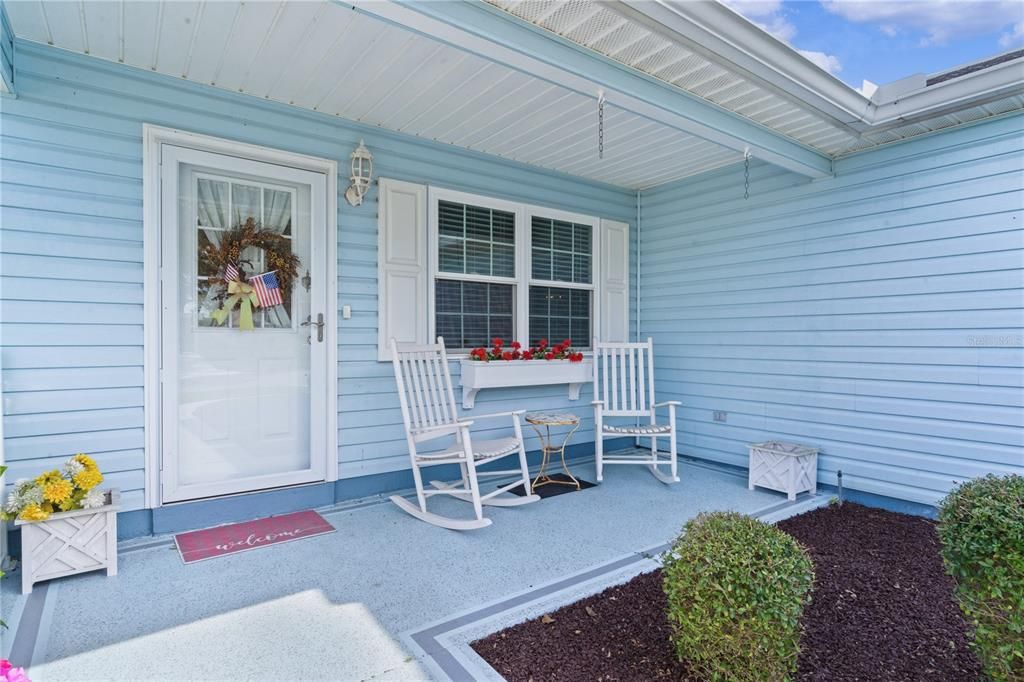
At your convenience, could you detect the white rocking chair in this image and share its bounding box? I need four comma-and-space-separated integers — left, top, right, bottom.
592, 337, 680, 484
389, 337, 540, 530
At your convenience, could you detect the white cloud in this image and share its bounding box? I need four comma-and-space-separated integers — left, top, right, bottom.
820, 0, 1024, 46
724, 0, 785, 18
724, 0, 843, 75
759, 15, 799, 42
799, 49, 844, 74
1000, 21, 1024, 48
724, 0, 799, 40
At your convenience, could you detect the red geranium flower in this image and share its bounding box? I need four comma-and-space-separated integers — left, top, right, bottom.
539, 338, 548, 348
492, 337, 504, 348
563, 339, 572, 346
511, 341, 521, 350
544, 352, 555, 360
512, 350, 521, 359
570, 352, 583, 362
502, 351, 513, 360
522, 350, 533, 360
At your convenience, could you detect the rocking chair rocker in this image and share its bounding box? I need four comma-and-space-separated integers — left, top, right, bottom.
389, 337, 540, 530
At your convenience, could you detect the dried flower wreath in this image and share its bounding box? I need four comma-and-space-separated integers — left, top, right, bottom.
199, 217, 301, 298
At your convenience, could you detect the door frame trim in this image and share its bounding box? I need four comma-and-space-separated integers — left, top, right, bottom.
143, 124, 339, 509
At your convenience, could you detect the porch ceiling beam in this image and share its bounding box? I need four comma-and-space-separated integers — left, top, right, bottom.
349, 0, 833, 180
0, 2, 15, 95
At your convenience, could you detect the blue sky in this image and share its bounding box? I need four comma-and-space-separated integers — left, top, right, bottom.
725, 1, 1024, 91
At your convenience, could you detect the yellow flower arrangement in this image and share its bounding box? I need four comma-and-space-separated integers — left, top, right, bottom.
2, 453, 108, 523
73, 453, 99, 471
18, 504, 50, 522
37, 471, 73, 504
73, 468, 103, 491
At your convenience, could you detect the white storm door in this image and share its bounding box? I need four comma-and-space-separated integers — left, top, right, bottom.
159, 145, 329, 503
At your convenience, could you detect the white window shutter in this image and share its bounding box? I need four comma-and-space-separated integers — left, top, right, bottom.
378, 178, 428, 360
599, 219, 630, 343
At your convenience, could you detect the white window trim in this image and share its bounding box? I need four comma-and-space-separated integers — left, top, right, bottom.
426, 186, 600, 355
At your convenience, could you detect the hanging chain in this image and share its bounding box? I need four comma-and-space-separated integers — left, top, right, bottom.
598, 91, 605, 160
743, 151, 750, 200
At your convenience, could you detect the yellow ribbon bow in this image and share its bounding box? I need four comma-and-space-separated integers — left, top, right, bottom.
211, 280, 260, 330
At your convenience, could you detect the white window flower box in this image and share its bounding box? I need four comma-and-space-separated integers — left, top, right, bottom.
748, 442, 818, 501
459, 359, 593, 409
16, 489, 119, 594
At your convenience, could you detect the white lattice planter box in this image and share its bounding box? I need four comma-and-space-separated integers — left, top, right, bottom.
459, 359, 592, 409
16, 489, 119, 594
748, 442, 818, 501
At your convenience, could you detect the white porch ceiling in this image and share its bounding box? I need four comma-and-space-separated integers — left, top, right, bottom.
8, 1, 1019, 188
5, 0, 741, 189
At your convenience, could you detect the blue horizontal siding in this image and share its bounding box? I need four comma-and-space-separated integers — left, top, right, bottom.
3, 38, 1017, 516
0, 41, 636, 509
640, 113, 1024, 506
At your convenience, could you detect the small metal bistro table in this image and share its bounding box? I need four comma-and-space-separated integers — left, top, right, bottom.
525, 411, 581, 490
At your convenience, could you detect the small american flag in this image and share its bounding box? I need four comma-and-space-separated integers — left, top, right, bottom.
223, 263, 240, 282
250, 270, 283, 308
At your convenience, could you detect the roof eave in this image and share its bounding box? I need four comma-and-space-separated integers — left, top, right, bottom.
613, 0, 872, 129
611, 0, 1024, 135
868, 59, 1024, 131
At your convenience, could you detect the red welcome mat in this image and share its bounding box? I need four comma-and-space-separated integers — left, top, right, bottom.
174, 510, 335, 564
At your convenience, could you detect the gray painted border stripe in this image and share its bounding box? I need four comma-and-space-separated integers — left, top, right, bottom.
410, 493, 815, 681
8, 583, 46, 667
411, 550, 649, 670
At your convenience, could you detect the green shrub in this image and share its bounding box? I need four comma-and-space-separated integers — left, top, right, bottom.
662, 511, 814, 681
937, 474, 1024, 681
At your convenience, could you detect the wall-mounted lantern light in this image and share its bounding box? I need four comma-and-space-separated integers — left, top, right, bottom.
344, 139, 373, 207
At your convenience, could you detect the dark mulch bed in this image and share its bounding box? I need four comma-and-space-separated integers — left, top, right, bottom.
471, 503, 983, 681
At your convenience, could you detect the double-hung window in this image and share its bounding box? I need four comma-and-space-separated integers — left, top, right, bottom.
528, 211, 594, 348
377, 179, 628, 361
433, 198, 517, 349
427, 188, 598, 352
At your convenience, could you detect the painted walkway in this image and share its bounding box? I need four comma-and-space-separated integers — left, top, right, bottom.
2, 453, 805, 681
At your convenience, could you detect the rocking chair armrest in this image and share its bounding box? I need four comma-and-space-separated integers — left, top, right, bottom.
653, 401, 682, 408
591, 400, 606, 407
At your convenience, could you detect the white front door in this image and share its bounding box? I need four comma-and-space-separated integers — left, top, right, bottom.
159, 145, 329, 503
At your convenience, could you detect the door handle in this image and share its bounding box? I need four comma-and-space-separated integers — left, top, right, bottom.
302, 313, 325, 342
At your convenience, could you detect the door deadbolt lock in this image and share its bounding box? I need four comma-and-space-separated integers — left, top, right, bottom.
302, 313, 325, 342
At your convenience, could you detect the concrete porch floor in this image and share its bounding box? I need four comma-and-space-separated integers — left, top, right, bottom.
2, 452, 798, 681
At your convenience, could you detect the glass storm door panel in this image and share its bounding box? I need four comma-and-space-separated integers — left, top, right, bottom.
159, 146, 328, 503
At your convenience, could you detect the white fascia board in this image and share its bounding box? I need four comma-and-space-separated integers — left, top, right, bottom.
349, 0, 833, 179
869, 60, 1024, 129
